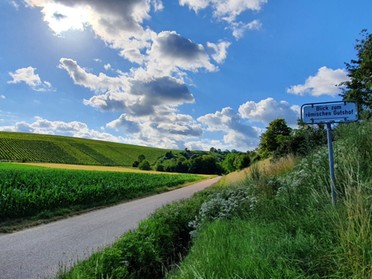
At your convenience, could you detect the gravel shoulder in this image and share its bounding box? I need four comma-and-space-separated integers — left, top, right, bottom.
0, 176, 221, 279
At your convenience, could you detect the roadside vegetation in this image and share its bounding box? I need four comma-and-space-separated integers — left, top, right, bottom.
58, 120, 371, 278
0, 163, 203, 231
168, 120, 371, 279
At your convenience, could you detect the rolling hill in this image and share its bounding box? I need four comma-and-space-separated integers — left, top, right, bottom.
0, 132, 178, 166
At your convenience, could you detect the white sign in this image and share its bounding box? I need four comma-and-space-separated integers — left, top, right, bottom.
301, 101, 358, 124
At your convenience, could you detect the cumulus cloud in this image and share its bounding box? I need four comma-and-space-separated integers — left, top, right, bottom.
239, 97, 300, 125
8, 66, 52, 92
185, 139, 226, 151
179, 0, 267, 38
58, 57, 196, 117
0, 116, 127, 142
207, 41, 231, 63
58, 58, 126, 93
198, 107, 259, 150
147, 31, 217, 74
287, 66, 349, 97
25, 0, 157, 62
179, 0, 267, 22
107, 112, 203, 149
230, 19, 262, 39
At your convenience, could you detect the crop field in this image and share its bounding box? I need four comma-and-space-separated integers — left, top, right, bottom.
0, 131, 178, 166
0, 163, 204, 221
22, 163, 164, 174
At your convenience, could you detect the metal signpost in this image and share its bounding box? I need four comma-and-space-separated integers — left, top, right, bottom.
301, 101, 358, 205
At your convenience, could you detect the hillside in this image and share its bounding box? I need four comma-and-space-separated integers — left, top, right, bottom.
0, 132, 177, 166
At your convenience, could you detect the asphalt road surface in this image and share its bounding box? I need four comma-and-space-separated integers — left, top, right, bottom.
0, 176, 221, 279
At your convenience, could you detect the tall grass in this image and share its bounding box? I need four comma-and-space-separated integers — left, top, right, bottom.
332, 122, 372, 278
169, 121, 371, 278
168, 219, 329, 279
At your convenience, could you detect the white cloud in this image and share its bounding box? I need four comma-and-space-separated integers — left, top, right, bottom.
230, 19, 262, 39
287, 66, 349, 97
59, 58, 196, 117
185, 139, 225, 151
107, 112, 203, 149
198, 107, 259, 150
207, 41, 231, 63
179, 0, 267, 22
0, 116, 127, 143
8, 66, 52, 92
146, 31, 218, 75
10, 0, 20, 9
179, 0, 267, 38
59, 58, 127, 93
0, 95, 5, 100
239, 97, 300, 125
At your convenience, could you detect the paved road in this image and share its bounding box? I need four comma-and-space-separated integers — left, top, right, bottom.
0, 176, 221, 279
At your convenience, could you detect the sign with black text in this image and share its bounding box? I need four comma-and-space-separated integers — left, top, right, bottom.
301, 101, 358, 124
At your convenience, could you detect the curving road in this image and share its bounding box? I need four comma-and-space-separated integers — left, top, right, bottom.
0, 176, 221, 279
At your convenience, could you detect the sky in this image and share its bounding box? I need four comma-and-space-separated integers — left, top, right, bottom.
0, 0, 371, 151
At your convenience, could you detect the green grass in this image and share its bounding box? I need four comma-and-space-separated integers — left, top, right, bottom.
57, 189, 218, 279
168, 121, 372, 279
0, 162, 204, 223
0, 131, 179, 166
168, 219, 329, 279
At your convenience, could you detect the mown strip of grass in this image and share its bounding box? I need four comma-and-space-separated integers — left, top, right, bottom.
0, 163, 204, 227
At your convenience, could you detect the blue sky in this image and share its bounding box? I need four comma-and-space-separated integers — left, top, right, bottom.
0, 0, 371, 151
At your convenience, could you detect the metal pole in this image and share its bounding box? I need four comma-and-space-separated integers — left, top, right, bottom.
326, 123, 336, 205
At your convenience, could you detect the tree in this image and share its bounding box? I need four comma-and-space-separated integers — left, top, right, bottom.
221, 153, 238, 173
138, 154, 146, 162
340, 30, 372, 118
138, 160, 151, 170
259, 119, 291, 157
189, 155, 220, 174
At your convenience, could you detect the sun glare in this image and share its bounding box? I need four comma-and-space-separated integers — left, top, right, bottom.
43, 3, 90, 34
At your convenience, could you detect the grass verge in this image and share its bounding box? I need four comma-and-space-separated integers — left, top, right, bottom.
169, 121, 371, 279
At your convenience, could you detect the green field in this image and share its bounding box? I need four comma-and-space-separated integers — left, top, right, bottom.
0, 163, 203, 222
0, 131, 178, 166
